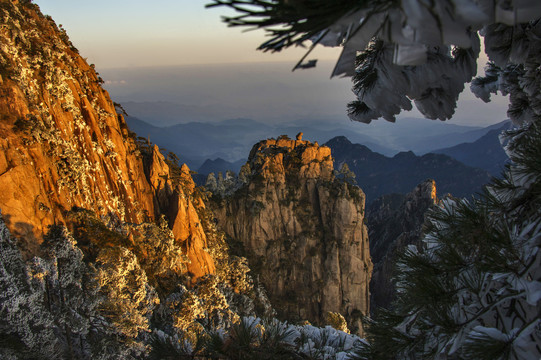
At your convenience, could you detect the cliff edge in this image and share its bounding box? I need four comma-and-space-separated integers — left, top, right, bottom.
367, 179, 438, 310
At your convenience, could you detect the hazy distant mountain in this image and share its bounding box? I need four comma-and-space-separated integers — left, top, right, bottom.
126, 116, 272, 169
326, 136, 492, 203
125, 115, 394, 168
197, 158, 246, 176
123, 101, 234, 126
122, 99, 504, 154
126, 112, 505, 166
272, 121, 393, 155
359, 117, 499, 154
432, 121, 511, 176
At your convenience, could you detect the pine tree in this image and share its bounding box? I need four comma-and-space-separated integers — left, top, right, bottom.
337, 163, 357, 185
362, 124, 541, 359
208, 1, 541, 123
205, 172, 218, 193
124, 219, 189, 292
0, 212, 59, 358
95, 246, 159, 339
30, 225, 102, 359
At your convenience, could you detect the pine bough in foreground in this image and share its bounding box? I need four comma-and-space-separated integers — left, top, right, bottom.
365, 124, 541, 359
208, 1, 541, 123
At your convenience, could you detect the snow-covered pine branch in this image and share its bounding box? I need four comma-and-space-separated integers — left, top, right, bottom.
209, 0, 541, 125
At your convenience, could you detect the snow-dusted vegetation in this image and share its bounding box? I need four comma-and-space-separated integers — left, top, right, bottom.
1, 0, 540, 358
365, 125, 541, 358
0, 209, 366, 359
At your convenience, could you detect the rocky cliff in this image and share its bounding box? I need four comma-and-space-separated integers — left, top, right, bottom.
0, 0, 213, 280
366, 179, 438, 310
209, 135, 372, 333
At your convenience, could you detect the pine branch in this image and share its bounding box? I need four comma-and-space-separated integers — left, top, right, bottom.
206, 0, 388, 51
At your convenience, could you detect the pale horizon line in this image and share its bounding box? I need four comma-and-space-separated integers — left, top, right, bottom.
97, 58, 341, 71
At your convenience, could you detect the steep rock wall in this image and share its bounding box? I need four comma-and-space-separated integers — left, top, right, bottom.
0, 0, 213, 279
367, 179, 438, 310
211, 136, 372, 333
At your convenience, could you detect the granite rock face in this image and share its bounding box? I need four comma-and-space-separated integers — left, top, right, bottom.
0, 0, 213, 280
367, 179, 438, 310
211, 136, 372, 333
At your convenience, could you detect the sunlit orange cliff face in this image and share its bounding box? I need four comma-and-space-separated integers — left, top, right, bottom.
0, 0, 214, 280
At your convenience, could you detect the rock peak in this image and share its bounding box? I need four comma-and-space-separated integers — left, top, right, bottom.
211, 135, 372, 334
410, 179, 438, 203
248, 136, 334, 182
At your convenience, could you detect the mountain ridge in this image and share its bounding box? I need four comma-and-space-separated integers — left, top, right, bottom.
0, 0, 215, 279
124, 112, 504, 167
432, 120, 511, 176
326, 136, 492, 203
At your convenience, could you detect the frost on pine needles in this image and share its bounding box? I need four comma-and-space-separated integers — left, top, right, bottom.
365, 123, 541, 359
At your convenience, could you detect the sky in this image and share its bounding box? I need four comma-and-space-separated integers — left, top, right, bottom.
34, 0, 342, 68
33, 0, 510, 127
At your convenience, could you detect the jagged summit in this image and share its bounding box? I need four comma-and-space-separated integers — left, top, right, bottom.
209, 135, 372, 334
246, 135, 334, 182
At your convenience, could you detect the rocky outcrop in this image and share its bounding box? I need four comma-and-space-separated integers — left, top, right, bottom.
0, 0, 213, 280
367, 179, 438, 310
210, 136, 372, 334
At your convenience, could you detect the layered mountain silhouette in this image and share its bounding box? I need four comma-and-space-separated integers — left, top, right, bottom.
326, 136, 492, 203
432, 120, 511, 176
128, 108, 504, 203
198, 157, 246, 176
125, 114, 505, 172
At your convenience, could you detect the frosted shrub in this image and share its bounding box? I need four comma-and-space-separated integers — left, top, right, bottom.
96, 247, 159, 338
205, 316, 367, 359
